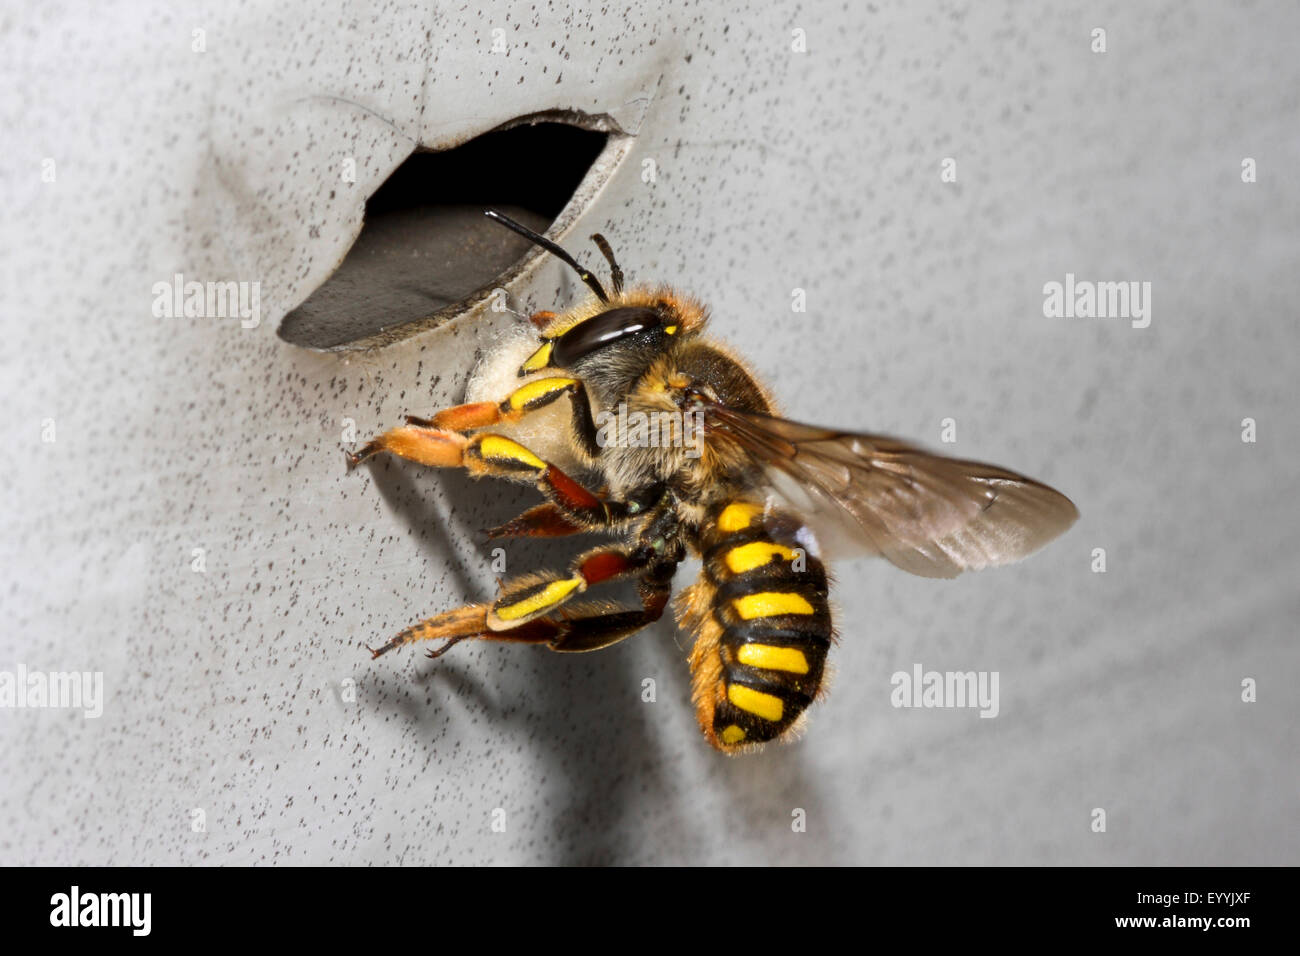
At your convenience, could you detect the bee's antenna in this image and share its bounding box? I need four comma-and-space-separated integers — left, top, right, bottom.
589, 233, 624, 295
483, 209, 609, 303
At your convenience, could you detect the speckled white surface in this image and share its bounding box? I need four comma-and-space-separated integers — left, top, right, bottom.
2, 0, 1297, 865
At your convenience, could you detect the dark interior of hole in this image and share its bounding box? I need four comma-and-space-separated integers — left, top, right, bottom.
365, 123, 607, 220
279, 122, 609, 350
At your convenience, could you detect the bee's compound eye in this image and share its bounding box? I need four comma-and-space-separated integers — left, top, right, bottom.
550, 306, 666, 367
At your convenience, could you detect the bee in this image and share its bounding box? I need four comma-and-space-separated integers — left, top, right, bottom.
347, 209, 1078, 754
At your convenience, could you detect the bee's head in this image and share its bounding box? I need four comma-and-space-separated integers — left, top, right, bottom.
518, 303, 683, 375
483, 208, 705, 388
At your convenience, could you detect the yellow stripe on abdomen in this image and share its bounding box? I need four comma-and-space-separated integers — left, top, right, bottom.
720, 725, 747, 745
725, 541, 797, 574
732, 592, 815, 620
717, 502, 762, 532
736, 643, 810, 674
727, 684, 784, 722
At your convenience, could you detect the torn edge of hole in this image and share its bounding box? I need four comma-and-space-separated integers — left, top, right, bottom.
295, 110, 638, 354
493, 106, 632, 139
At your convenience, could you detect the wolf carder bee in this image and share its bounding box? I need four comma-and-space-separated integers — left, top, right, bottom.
347, 209, 1078, 753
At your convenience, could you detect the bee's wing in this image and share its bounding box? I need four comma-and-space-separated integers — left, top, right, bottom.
701, 404, 1079, 578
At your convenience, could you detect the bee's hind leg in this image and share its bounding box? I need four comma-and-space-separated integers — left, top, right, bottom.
369, 545, 677, 658
542, 571, 675, 653
365, 605, 560, 660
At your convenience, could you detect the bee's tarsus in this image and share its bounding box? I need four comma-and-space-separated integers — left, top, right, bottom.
345, 438, 392, 471
426, 636, 467, 660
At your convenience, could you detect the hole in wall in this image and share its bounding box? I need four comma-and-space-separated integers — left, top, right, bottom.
279, 115, 627, 351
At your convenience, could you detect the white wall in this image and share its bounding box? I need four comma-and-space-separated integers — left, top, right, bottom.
2, 0, 1297, 864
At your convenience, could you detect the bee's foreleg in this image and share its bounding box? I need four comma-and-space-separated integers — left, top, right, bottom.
344, 424, 467, 470
407, 376, 578, 430
351, 377, 585, 467
405, 376, 602, 458
347, 423, 640, 530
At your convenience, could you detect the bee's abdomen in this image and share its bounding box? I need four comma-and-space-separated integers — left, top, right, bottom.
682, 501, 832, 752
